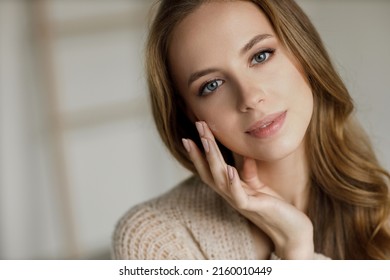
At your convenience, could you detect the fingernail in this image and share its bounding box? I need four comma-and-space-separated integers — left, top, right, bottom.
182, 138, 190, 152
201, 138, 209, 153
227, 165, 234, 180
195, 122, 204, 137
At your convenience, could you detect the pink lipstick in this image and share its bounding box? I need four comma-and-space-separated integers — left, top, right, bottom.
246, 111, 287, 139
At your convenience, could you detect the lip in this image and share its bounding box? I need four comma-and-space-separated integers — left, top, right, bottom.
246, 110, 287, 139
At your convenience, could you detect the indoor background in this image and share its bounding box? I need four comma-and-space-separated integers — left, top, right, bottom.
0, 0, 389, 259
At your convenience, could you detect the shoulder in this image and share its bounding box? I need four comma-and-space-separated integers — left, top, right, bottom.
112, 176, 204, 259
112, 176, 256, 259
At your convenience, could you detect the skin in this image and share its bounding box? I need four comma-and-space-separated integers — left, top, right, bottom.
169, 1, 315, 259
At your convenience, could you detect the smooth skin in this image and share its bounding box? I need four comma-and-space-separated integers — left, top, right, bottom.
172, 1, 314, 259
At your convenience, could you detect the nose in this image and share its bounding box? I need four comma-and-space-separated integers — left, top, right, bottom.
236, 76, 265, 112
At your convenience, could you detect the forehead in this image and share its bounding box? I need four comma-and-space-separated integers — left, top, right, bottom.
168, 1, 274, 79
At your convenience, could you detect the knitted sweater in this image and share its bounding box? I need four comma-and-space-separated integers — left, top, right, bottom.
112, 176, 329, 260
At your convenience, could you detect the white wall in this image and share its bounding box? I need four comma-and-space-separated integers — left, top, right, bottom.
0, 0, 389, 259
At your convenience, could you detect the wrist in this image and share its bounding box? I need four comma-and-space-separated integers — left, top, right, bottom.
275, 223, 314, 260
282, 241, 314, 260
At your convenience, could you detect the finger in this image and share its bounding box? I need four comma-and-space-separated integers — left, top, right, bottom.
228, 165, 274, 212
195, 121, 229, 190
239, 158, 282, 198
196, 121, 225, 165
227, 165, 250, 210
182, 138, 214, 187
239, 157, 264, 189
201, 137, 229, 192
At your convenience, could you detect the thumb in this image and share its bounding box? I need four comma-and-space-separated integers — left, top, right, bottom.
239, 157, 264, 189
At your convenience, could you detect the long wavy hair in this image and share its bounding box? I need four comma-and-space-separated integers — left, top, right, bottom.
145, 0, 390, 259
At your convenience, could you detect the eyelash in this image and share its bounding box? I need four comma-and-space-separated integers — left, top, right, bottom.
197, 48, 276, 97
198, 79, 224, 96
250, 48, 275, 66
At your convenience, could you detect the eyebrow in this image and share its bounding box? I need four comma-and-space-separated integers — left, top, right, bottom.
187, 33, 273, 87
241, 33, 273, 54
188, 68, 220, 87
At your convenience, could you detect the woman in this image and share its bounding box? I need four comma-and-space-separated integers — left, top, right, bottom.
113, 0, 390, 259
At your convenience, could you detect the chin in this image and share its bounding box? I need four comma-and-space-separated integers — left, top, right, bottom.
255, 137, 305, 163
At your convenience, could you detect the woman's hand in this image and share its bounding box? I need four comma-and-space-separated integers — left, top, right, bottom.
182, 121, 314, 259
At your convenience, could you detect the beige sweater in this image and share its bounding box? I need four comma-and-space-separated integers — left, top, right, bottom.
112, 176, 329, 260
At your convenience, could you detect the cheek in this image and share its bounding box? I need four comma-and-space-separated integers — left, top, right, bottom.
185, 106, 223, 137
202, 114, 236, 143
296, 81, 313, 115
203, 115, 228, 136
207, 122, 220, 133
189, 102, 231, 134
283, 66, 313, 108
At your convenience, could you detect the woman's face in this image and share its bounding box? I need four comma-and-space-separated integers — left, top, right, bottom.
169, 0, 313, 162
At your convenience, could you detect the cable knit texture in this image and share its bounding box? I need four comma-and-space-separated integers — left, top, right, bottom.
112, 176, 330, 260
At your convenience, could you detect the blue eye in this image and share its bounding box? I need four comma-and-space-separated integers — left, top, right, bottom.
199, 79, 224, 96
251, 49, 275, 65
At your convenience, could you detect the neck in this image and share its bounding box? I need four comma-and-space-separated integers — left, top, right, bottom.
239, 143, 310, 213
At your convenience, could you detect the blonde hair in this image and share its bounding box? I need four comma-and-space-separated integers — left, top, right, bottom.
145, 0, 390, 259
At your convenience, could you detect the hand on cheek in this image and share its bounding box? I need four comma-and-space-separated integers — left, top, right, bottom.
182, 121, 314, 259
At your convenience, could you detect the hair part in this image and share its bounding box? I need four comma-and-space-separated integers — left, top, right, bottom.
145, 0, 390, 259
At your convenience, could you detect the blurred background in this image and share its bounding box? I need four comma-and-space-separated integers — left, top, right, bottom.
0, 0, 389, 259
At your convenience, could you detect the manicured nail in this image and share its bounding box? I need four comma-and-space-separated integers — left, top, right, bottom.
227, 165, 234, 181
195, 122, 204, 137
201, 138, 209, 153
182, 138, 190, 152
